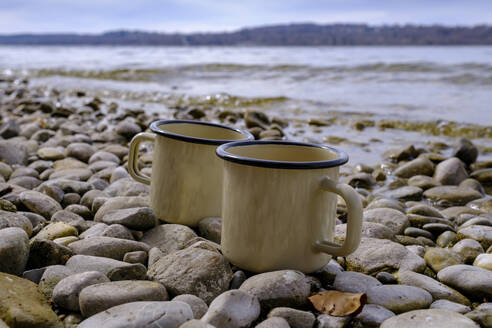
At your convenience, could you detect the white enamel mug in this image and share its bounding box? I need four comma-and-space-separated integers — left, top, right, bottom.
216, 140, 363, 273
128, 120, 253, 226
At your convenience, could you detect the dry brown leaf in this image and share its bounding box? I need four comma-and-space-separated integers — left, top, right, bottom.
308, 290, 367, 316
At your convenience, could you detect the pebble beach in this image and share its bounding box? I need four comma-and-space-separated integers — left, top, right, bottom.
0, 71, 492, 328
0, 71, 491, 328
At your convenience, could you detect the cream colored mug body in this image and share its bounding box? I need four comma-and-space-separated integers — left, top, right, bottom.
216, 141, 363, 273
128, 120, 253, 226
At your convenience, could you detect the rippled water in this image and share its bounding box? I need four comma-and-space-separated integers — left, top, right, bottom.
1, 46, 491, 164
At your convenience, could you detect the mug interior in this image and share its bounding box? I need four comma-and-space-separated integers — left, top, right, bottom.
217, 141, 348, 169
150, 120, 253, 145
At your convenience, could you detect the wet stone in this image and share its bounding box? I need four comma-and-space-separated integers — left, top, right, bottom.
393, 156, 434, 178
392, 186, 423, 201
424, 186, 482, 207
434, 157, 468, 186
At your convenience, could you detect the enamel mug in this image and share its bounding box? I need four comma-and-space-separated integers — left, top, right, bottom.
216, 140, 363, 273
128, 120, 253, 226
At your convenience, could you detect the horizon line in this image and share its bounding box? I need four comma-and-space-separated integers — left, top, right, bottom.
2, 21, 491, 36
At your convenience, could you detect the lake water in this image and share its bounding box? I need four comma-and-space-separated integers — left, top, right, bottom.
1, 46, 491, 164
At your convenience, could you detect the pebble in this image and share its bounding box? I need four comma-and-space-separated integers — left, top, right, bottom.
465, 303, 492, 328
380, 309, 479, 328
408, 175, 440, 189
34, 222, 78, 240
396, 270, 470, 305
473, 253, 492, 270
198, 217, 222, 244
311, 260, 343, 286
354, 304, 395, 327
366, 284, 432, 314
365, 198, 405, 213
424, 248, 463, 273
376, 272, 397, 284
19, 190, 63, 219
452, 239, 485, 263
79, 280, 168, 317
434, 157, 468, 185
179, 320, 216, 328
430, 300, 471, 314
99, 207, 157, 230
141, 224, 198, 255
255, 317, 290, 328
93, 196, 149, 221
0, 272, 62, 328
346, 237, 426, 275
201, 290, 261, 328
230, 270, 247, 289
123, 250, 147, 264
316, 314, 351, 328
26, 239, 72, 269
404, 227, 434, 239
66, 143, 96, 162
437, 264, 492, 300
78, 301, 193, 328
436, 231, 457, 247
393, 156, 434, 178
173, 294, 209, 319
406, 204, 443, 218
68, 236, 149, 260
335, 222, 395, 242
0, 140, 28, 165
0, 210, 33, 236
457, 225, 492, 249
423, 186, 482, 206
65, 254, 147, 280
453, 139, 478, 165
37, 147, 65, 160
267, 307, 315, 328
0, 227, 29, 275
148, 246, 232, 304
239, 270, 311, 311
334, 271, 382, 293
100, 224, 135, 240
53, 271, 110, 311
363, 208, 410, 235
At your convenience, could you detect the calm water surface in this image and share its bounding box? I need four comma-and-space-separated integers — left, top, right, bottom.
1, 46, 491, 163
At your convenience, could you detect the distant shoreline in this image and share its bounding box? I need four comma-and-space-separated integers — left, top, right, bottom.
1, 23, 491, 46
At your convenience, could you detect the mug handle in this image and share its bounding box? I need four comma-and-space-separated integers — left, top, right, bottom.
128, 132, 155, 185
314, 176, 363, 256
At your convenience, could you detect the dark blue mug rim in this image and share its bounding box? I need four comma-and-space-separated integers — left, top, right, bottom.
216, 140, 349, 169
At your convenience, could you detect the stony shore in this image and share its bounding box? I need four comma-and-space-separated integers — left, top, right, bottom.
0, 75, 491, 328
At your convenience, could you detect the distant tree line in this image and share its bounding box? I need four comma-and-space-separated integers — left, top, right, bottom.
1, 24, 491, 45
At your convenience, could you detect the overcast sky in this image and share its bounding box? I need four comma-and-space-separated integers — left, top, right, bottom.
1, 0, 491, 34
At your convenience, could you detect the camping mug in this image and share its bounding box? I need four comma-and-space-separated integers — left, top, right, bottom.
216, 140, 363, 273
128, 120, 253, 226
